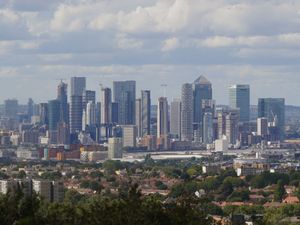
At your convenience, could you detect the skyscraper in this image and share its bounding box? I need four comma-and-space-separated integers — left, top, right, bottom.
48, 99, 61, 144
83, 90, 96, 109
157, 97, 169, 138
101, 87, 112, 125
135, 98, 142, 137
70, 95, 83, 134
193, 76, 212, 141
4, 99, 18, 120
229, 84, 250, 123
70, 77, 86, 134
113, 81, 136, 125
170, 99, 181, 139
71, 77, 86, 96
258, 98, 285, 141
203, 112, 213, 144
27, 98, 34, 120
181, 83, 194, 142
225, 110, 239, 145
39, 103, 48, 125
141, 90, 151, 137
218, 109, 239, 145
86, 101, 96, 127
57, 81, 68, 123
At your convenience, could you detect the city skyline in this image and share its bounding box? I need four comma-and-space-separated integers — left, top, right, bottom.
0, 0, 299, 105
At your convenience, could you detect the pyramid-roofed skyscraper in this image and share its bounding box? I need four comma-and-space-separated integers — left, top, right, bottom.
193, 75, 213, 141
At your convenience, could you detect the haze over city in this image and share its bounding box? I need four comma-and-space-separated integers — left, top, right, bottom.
0, 0, 299, 104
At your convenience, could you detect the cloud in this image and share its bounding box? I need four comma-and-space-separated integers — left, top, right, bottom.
161, 37, 179, 51
0, 0, 299, 104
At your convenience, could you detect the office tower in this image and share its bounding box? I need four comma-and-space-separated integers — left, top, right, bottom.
57, 81, 68, 123
203, 112, 213, 144
181, 83, 194, 142
4, 99, 18, 120
111, 102, 119, 124
70, 96, 83, 134
141, 90, 151, 137
122, 125, 137, 147
113, 81, 136, 125
136, 90, 151, 138
257, 117, 268, 137
135, 98, 142, 137
229, 84, 250, 123
86, 101, 96, 127
225, 110, 239, 145
71, 77, 86, 96
48, 99, 61, 144
108, 137, 123, 159
57, 122, 70, 145
157, 97, 169, 138
170, 99, 182, 139
27, 98, 34, 120
39, 103, 48, 125
258, 98, 285, 141
83, 90, 96, 109
70, 77, 86, 134
101, 87, 112, 124
218, 109, 239, 145
193, 76, 212, 141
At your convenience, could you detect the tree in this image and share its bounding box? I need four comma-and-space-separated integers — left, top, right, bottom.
274, 180, 286, 202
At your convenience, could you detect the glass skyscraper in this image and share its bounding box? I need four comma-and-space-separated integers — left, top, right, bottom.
258, 98, 285, 141
113, 81, 136, 125
229, 84, 250, 123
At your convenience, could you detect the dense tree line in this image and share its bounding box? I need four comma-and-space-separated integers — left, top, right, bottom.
0, 184, 214, 225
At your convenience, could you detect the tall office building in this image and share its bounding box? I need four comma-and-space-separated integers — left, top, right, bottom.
157, 97, 169, 138
27, 98, 34, 120
83, 90, 96, 108
4, 99, 18, 120
218, 109, 239, 145
203, 112, 214, 144
57, 81, 68, 123
258, 98, 285, 141
225, 110, 239, 145
181, 83, 194, 142
135, 98, 142, 137
170, 99, 181, 139
70, 96, 83, 134
113, 81, 136, 125
229, 85, 250, 123
141, 90, 151, 137
71, 77, 86, 96
135, 90, 151, 138
70, 77, 86, 134
257, 117, 268, 137
48, 99, 61, 144
193, 76, 212, 141
57, 122, 70, 145
39, 103, 48, 125
101, 87, 112, 124
86, 101, 96, 127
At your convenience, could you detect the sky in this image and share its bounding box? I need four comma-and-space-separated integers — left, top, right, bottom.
0, 0, 299, 105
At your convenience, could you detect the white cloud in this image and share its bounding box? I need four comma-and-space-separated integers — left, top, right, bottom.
161, 37, 179, 51
116, 33, 144, 50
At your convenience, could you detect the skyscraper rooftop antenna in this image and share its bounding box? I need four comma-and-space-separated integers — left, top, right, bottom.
161, 84, 167, 97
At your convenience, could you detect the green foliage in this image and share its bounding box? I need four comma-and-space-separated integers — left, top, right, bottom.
40, 171, 62, 180
0, 183, 214, 225
274, 180, 286, 202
